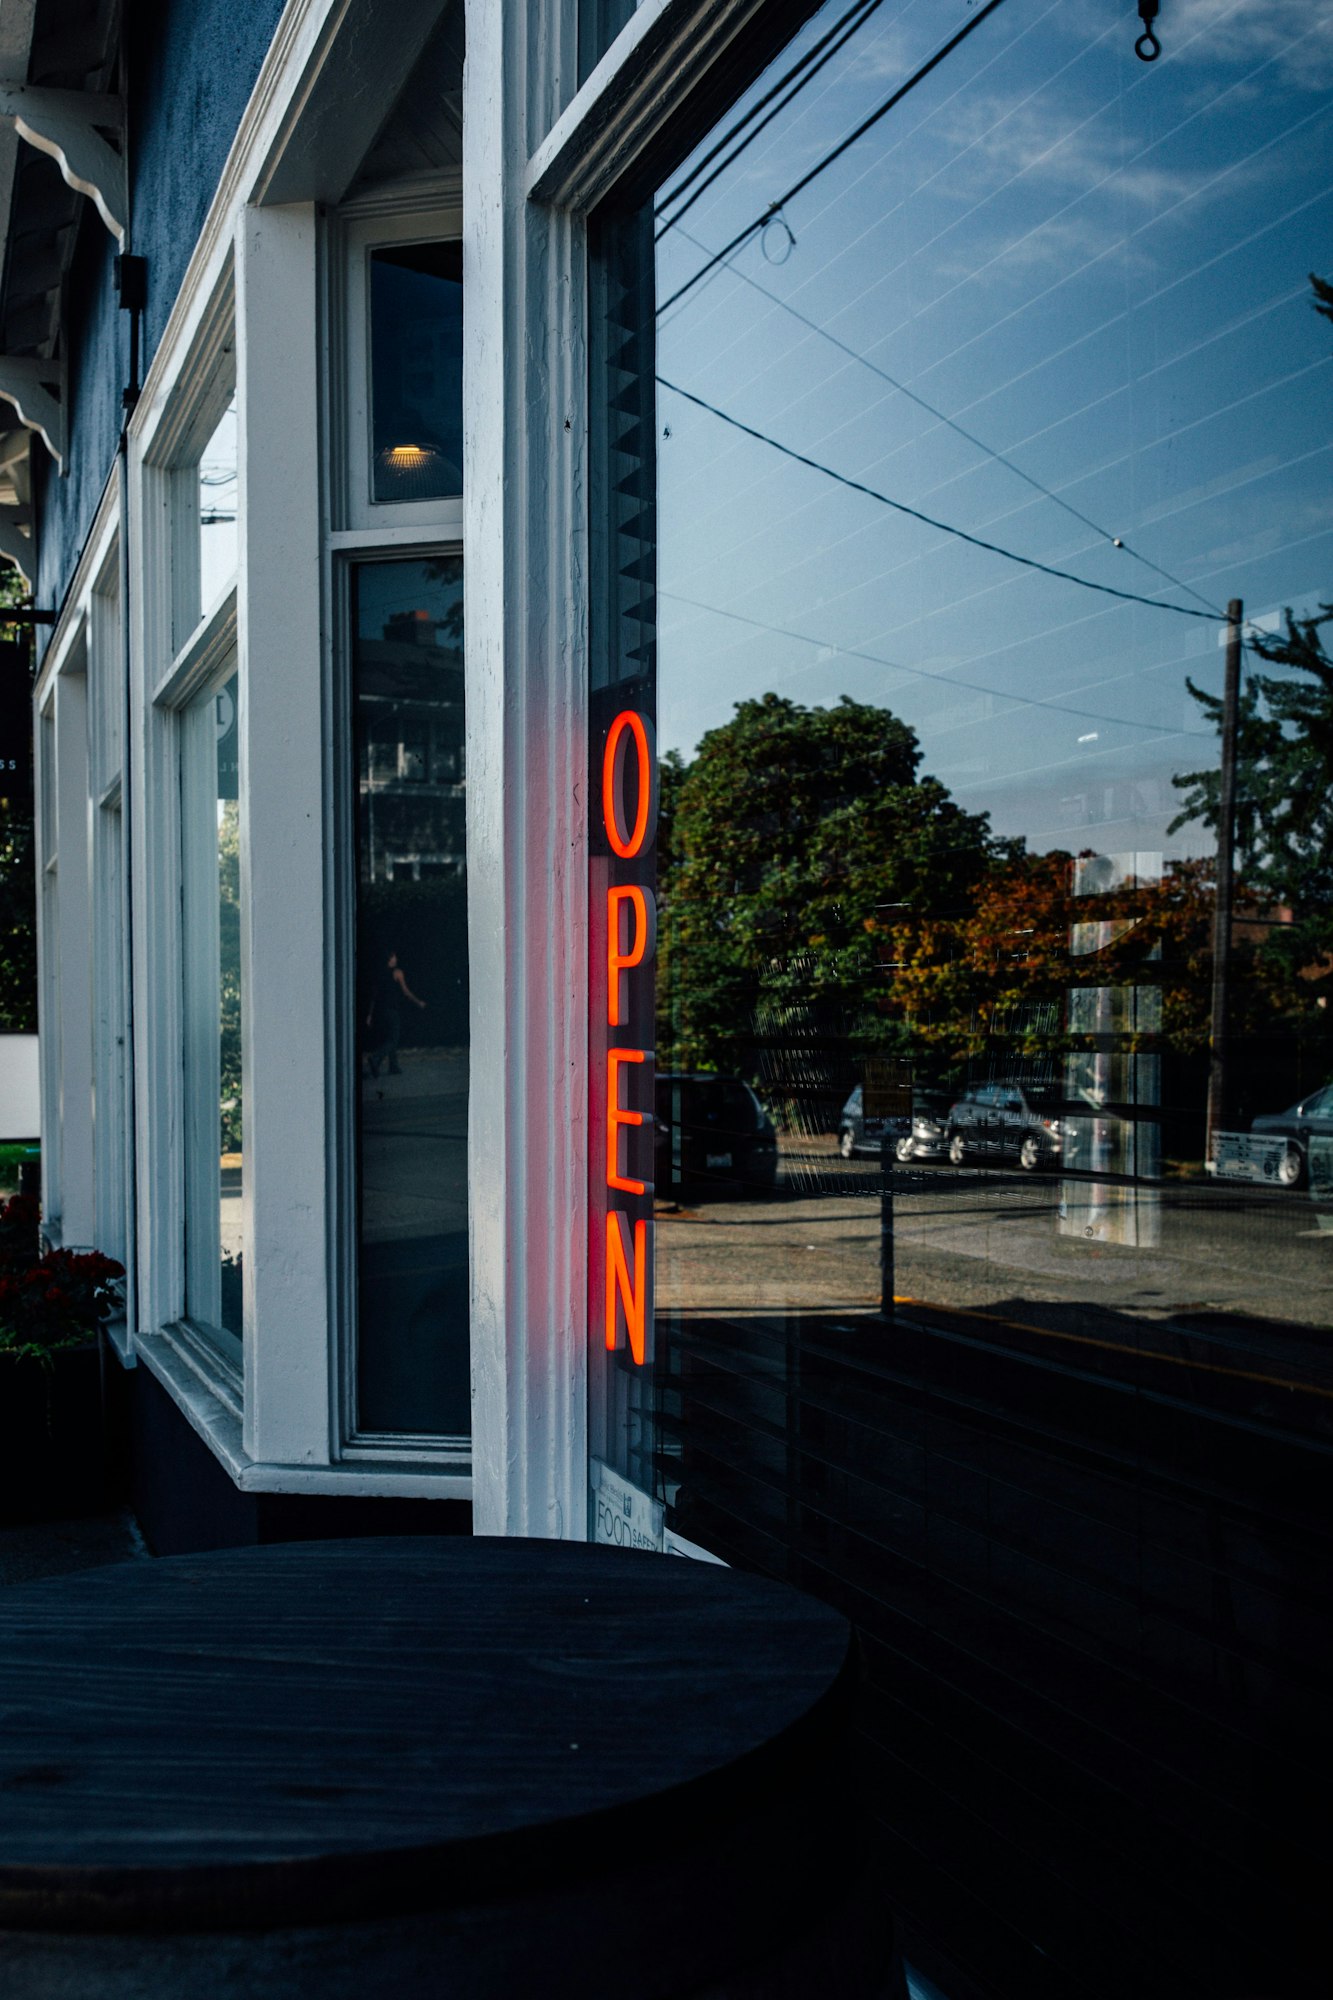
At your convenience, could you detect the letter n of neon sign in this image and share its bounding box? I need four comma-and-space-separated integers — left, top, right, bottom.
605, 1210, 652, 1365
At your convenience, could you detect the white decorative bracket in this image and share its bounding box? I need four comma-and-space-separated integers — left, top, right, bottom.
0, 518, 33, 589
0, 87, 126, 242
0, 357, 65, 469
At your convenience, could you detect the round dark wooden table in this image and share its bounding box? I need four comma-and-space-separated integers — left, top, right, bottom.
0, 1538, 894, 1998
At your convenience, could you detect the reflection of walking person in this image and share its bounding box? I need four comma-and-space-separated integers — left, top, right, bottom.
366, 949, 427, 1077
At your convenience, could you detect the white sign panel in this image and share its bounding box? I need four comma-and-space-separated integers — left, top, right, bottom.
1209, 1131, 1288, 1184
0, 1034, 39, 1141
590, 1458, 663, 1553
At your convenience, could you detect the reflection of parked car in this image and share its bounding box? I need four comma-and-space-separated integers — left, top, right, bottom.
655, 1075, 778, 1195
946, 1081, 1069, 1171
1250, 1083, 1333, 1188
837, 1085, 948, 1163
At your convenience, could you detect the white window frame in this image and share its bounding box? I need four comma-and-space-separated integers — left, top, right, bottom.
32, 481, 128, 1323
336, 200, 464, 539
158, 595, 241, 1391
34, 687, 61, 1237
88, 541, 132, 1304
462, 0, 800, 1535
135, 275, 245, 1411
329, 535, 469, 1466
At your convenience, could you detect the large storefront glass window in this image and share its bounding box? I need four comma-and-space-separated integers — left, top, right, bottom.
353, 556, 469, 1438
589, 1, 1332, 1980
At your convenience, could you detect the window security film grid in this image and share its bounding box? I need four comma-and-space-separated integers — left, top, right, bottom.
592, 2, 1333, 1993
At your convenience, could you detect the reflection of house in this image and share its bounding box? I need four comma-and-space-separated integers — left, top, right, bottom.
358, 616, 464, 884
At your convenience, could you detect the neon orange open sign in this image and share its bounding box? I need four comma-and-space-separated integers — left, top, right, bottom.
593, 706, 657, 1366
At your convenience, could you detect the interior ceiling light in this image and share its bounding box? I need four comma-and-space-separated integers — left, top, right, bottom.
377, 441, 443, 500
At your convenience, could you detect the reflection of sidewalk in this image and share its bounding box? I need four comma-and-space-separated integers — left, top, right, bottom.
360, 1048, 468, 1243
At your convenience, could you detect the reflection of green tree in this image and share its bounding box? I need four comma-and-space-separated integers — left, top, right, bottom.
0, 796, 36, 1034
1171, 603, 1333, 1008
218, 801, 242, 1155
657, 694, 995, 1082
1171, 276, 1333, 1030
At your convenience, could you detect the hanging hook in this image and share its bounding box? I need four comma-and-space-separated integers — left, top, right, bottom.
1135, 0, 1161, 61
760, 212, 796, 267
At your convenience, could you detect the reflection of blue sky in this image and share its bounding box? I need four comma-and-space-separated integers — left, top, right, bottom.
655, 0, 1333, 860
199, 399, 238, 615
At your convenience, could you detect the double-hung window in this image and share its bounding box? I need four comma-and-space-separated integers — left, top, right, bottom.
331, 195, 469, 1451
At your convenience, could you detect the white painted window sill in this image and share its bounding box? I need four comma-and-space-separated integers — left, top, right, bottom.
131, 1328, 473, 1500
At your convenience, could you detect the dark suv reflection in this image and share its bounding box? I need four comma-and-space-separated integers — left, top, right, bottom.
655, 1074, 779, 1196
1250, 1082, 1333, 1188
947, 1081, 1070, 1171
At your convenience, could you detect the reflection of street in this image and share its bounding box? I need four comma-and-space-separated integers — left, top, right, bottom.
656, 1140, 1333, 1369
360, 1048, 467, 1241
358, 1048, 468, 1435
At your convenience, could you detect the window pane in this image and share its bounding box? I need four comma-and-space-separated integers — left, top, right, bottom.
370, 245, 463, 505
198, 398, 237, 613
591, 3, 1333, 1984
183, 670, 242, 1347
353, 557, 468, 1436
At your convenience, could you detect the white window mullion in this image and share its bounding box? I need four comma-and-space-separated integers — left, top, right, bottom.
235, 200, 331, 1465
465, 0, 589, 1537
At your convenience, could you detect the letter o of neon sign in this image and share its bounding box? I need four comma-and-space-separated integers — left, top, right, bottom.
602, 710, 658, 859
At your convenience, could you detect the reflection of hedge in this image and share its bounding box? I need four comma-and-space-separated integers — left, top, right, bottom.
359, 873, 469, 1047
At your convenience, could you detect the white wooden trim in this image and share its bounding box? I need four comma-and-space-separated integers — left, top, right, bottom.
129, 450, 187, 1336
33, 492, 115, 703
235, 201, 332, 1467
465, 0, 590, 1538
31, 462, 119, 708
0, 85, 126, 241
34, 703, 60, 1225
152, 584, 238, 710
134, 1330, 472, 1497
326, 515, 462, 551
52, 667, 95, 1246
526, 0, 815, 210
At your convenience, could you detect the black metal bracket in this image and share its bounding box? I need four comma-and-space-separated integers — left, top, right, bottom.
115, 253, 147, 413
1136, 0, 1162, 62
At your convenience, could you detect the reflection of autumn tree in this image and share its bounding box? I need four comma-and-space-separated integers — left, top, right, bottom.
218, 801, 242, 1155
886, 847, 1075, 1062
657, 694, 993, 1076
888, 847, 1316, 1068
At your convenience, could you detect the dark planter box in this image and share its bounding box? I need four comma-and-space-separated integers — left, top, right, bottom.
0, 1338, 121, 1525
